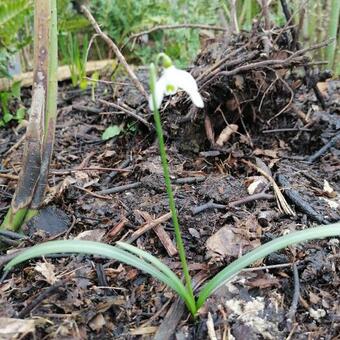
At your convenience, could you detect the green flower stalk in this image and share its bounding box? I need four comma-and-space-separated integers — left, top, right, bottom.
148, 55, 205, 315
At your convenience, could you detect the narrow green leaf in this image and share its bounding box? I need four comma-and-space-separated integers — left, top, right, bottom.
197, 223, 340, 309
15, 107, 26, 121
102, 125, 122, 141
3, 239, 195, 314
11, 81, 21, 99
116, 241, 196, 314
3, 112, 13, 123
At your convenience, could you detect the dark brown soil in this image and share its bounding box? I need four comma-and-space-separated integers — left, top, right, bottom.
0, 30, 339, 339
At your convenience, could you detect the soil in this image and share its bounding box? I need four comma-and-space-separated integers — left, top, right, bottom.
0, 29, 339, 339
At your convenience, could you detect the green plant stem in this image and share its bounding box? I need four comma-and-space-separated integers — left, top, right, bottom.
149, 63, 196, 314
1, 207, 27, 231
197, 223, 340, 309
326, 0, 340, 70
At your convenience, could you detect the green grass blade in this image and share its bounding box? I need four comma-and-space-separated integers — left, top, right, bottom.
116, 241, 180, 282
116, 241, 196, 313
3, 239, 194, 313
197, 223, 340, 309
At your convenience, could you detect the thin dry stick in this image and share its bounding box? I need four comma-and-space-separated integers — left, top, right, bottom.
73, 185, 112, 200
4, 133, 26, 156
50, 167, 131, 175
207, 312, 218, 340
0, 173, 19, 181
127, 24, 228, 43
267, 74, 295, 123
98, 99, 151, 128
125, 212, 172, 244
242, 160, 295, 216
80, 5, 148, 99
202, 39, 333, 89
260, 0, 271, 30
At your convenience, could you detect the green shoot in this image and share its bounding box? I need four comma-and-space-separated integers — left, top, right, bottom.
3, 223, 340, 316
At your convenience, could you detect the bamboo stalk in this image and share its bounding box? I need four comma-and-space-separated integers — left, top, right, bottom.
1, 0, 58, 231
31, 0, 57, 209
326, 0, 340, 71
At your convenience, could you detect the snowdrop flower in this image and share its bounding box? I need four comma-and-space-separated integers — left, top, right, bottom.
149, 55, 204, 111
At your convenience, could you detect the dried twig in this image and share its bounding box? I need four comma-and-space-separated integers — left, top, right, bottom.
0, 173, 19, 181
137, 211, 177, 257
80, 5, 148, 99
126, 24, 228, 43
74, 185, 112, 200
243, 160, 295, 216
286, 263, 300, 331
125, 212, 172, 244
276, 174, 328, 223
173, 176, 206, 185
18, 280, 68, 318
306, 134, 340, 163
192, 200, 225, 215
98, 99, 152, 128
96, 182, 142, 195
229, 192, 274, 207
207, 312, 218, 340
50, 167, 131, 175
202, 40, 333, 89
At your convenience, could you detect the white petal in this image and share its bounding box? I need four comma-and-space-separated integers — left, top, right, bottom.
188, 89, 204, 108
149, 75, 167, 111
166, 67, 204, 108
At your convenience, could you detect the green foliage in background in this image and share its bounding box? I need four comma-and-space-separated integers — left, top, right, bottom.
0, 0, 339, 86
89, 0, 221, 67
0, 0, 31, 126
0, 82, 26, 127
59, 33, 90, 89
0, 0, 33, 78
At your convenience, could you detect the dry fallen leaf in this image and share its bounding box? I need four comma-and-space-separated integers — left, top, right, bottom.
88, 313, 106, 332
323, 180, 336, 198
130, 326, 158, 336
34, 261, 57, 285
246, 176, 269, 195
245, 273, 280, 289
0, 317, 35, 340
216, 124, 238, 146
75, 229, 106, 242
206, 225, 260, 262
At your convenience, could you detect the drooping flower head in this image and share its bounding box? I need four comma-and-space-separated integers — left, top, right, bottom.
149, 53, 204, 111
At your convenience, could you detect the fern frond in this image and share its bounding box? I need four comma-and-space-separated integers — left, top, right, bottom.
0, 0, 32, 28
0, 0, 33, 48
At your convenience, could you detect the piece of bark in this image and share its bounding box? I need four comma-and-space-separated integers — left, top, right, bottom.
153, 225, 178, 257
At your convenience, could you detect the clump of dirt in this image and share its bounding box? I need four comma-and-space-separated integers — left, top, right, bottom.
158, 24, 334, 158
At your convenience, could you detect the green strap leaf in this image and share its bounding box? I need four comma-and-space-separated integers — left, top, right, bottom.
197, 223, 340, 309
117, 241, 196, 313
3, 239, 194, 313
